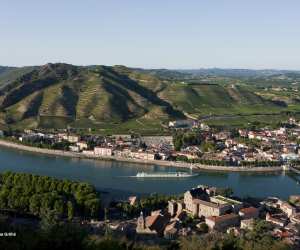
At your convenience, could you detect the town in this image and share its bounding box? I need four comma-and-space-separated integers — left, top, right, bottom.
85, 184, 300, 248
2, 117, 300, 171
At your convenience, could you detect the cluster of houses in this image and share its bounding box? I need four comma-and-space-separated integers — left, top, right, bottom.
132, 185, 300, 247
10, 117, 300, 167
16, 130, 177, 161
206, 118, 300, 164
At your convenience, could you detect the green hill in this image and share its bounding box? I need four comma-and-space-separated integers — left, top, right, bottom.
0, 63, 184, 131
0, 63, 294, 132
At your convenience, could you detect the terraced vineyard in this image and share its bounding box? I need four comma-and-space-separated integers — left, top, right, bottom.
0, 63, 298, 133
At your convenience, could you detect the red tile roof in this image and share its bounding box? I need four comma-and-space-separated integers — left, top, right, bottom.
206, 213, 239, 223
239, 207, 258, 215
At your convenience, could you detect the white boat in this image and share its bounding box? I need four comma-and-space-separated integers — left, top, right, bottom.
134, 172, 198, 178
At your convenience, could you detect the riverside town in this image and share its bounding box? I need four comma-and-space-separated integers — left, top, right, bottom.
2, 1, 300, 249
2, 117, 300, 172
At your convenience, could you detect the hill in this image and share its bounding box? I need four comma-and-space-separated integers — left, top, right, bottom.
0, 63, 185, 132
0, 63, 297, 133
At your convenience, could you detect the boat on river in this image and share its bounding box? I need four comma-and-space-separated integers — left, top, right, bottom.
134, 172, 198, 178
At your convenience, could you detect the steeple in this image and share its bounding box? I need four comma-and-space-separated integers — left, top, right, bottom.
137, 211, 145, 231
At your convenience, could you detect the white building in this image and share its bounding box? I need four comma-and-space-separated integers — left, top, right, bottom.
94, 147, 113, 157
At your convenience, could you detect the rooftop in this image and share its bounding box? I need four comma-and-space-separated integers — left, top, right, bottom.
239, 207, 258, 215
206, 213, 239, 223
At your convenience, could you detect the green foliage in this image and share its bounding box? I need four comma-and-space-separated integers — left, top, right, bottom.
0, 171, 101, 219
1, 63, 297, 133
0, 216, 292, 250
215, 187, 234, 197
179, 225, 292, 250
173, 131, 203, 151
117, 194, 178, 218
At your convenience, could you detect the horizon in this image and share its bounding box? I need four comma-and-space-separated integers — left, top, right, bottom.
1, 1, 300, 70
1, 62, 300, 72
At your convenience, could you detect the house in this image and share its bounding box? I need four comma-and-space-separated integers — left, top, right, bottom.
239, 207, 259, 220
94, 147, 113, 157
240, 218, 255, 230
76, 141, 88, 150
130, 151, 156, 161
69, 145, 80, 152
82, 150, 94, 156
63, 135, 80, 143
176, 151, 198, 160
290, 213, 300, 224
278, 201, 296, 218
266, 213, 288, 227
205, 213, 240, 231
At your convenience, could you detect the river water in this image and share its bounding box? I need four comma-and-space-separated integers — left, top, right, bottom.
0, 146, 299, 199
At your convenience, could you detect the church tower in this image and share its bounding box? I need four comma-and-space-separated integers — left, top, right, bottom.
136, 211, 145, 232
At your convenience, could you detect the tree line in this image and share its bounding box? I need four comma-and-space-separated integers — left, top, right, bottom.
0, 171, 101, 220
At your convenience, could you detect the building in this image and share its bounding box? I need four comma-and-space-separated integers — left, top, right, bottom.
168, 200, 185, 217
168, 200, 177, 216
290, 213, 300, 224
130, 151, 156, 161
94, 147, 113, 157
195, 199, 232, 218
241, 218, 255, 230
136, 212, 156, 235
205, 213, 240, 231
82, 150, 94, 156
239, 207, 259, 220
266, 213, 288, 227
168, 119, 196, 129
184, 187, 210, 215
136, 212, 169, 236
63, 135, 80, 143
278, 201, 296, 218
210, 196, 243, 213
183, 186, 235, 218
76, 141, 88, 150
69, 145, 80, 152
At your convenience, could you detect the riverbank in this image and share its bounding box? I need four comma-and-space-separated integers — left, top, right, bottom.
0, 139, 283, 173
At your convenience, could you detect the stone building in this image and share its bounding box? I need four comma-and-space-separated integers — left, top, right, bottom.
194, 199, 232, 218
136, 212, 169, 236
279, 201, 296, 218
205, 213, 240, 231
184, 186, 210, 214
239, 207, 259, 220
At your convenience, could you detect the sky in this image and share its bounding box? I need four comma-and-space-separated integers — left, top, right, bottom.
1, 0, 300, 69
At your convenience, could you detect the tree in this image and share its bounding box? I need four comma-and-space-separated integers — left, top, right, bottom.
67, 201, 75, 220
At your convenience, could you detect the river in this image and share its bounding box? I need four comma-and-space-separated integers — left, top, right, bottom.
0, 146, 299, 199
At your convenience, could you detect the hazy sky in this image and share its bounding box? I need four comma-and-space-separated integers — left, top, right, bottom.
1, 0, 300, 69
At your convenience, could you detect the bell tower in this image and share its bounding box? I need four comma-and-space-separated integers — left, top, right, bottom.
136, 211, 145, 232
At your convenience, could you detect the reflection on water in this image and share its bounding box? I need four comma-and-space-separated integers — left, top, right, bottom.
0, 146, 299, 199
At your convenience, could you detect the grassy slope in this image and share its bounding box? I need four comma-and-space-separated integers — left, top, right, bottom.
0, 63, 299, 133
0, 64, 184, 132
159, 83, 284, 117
